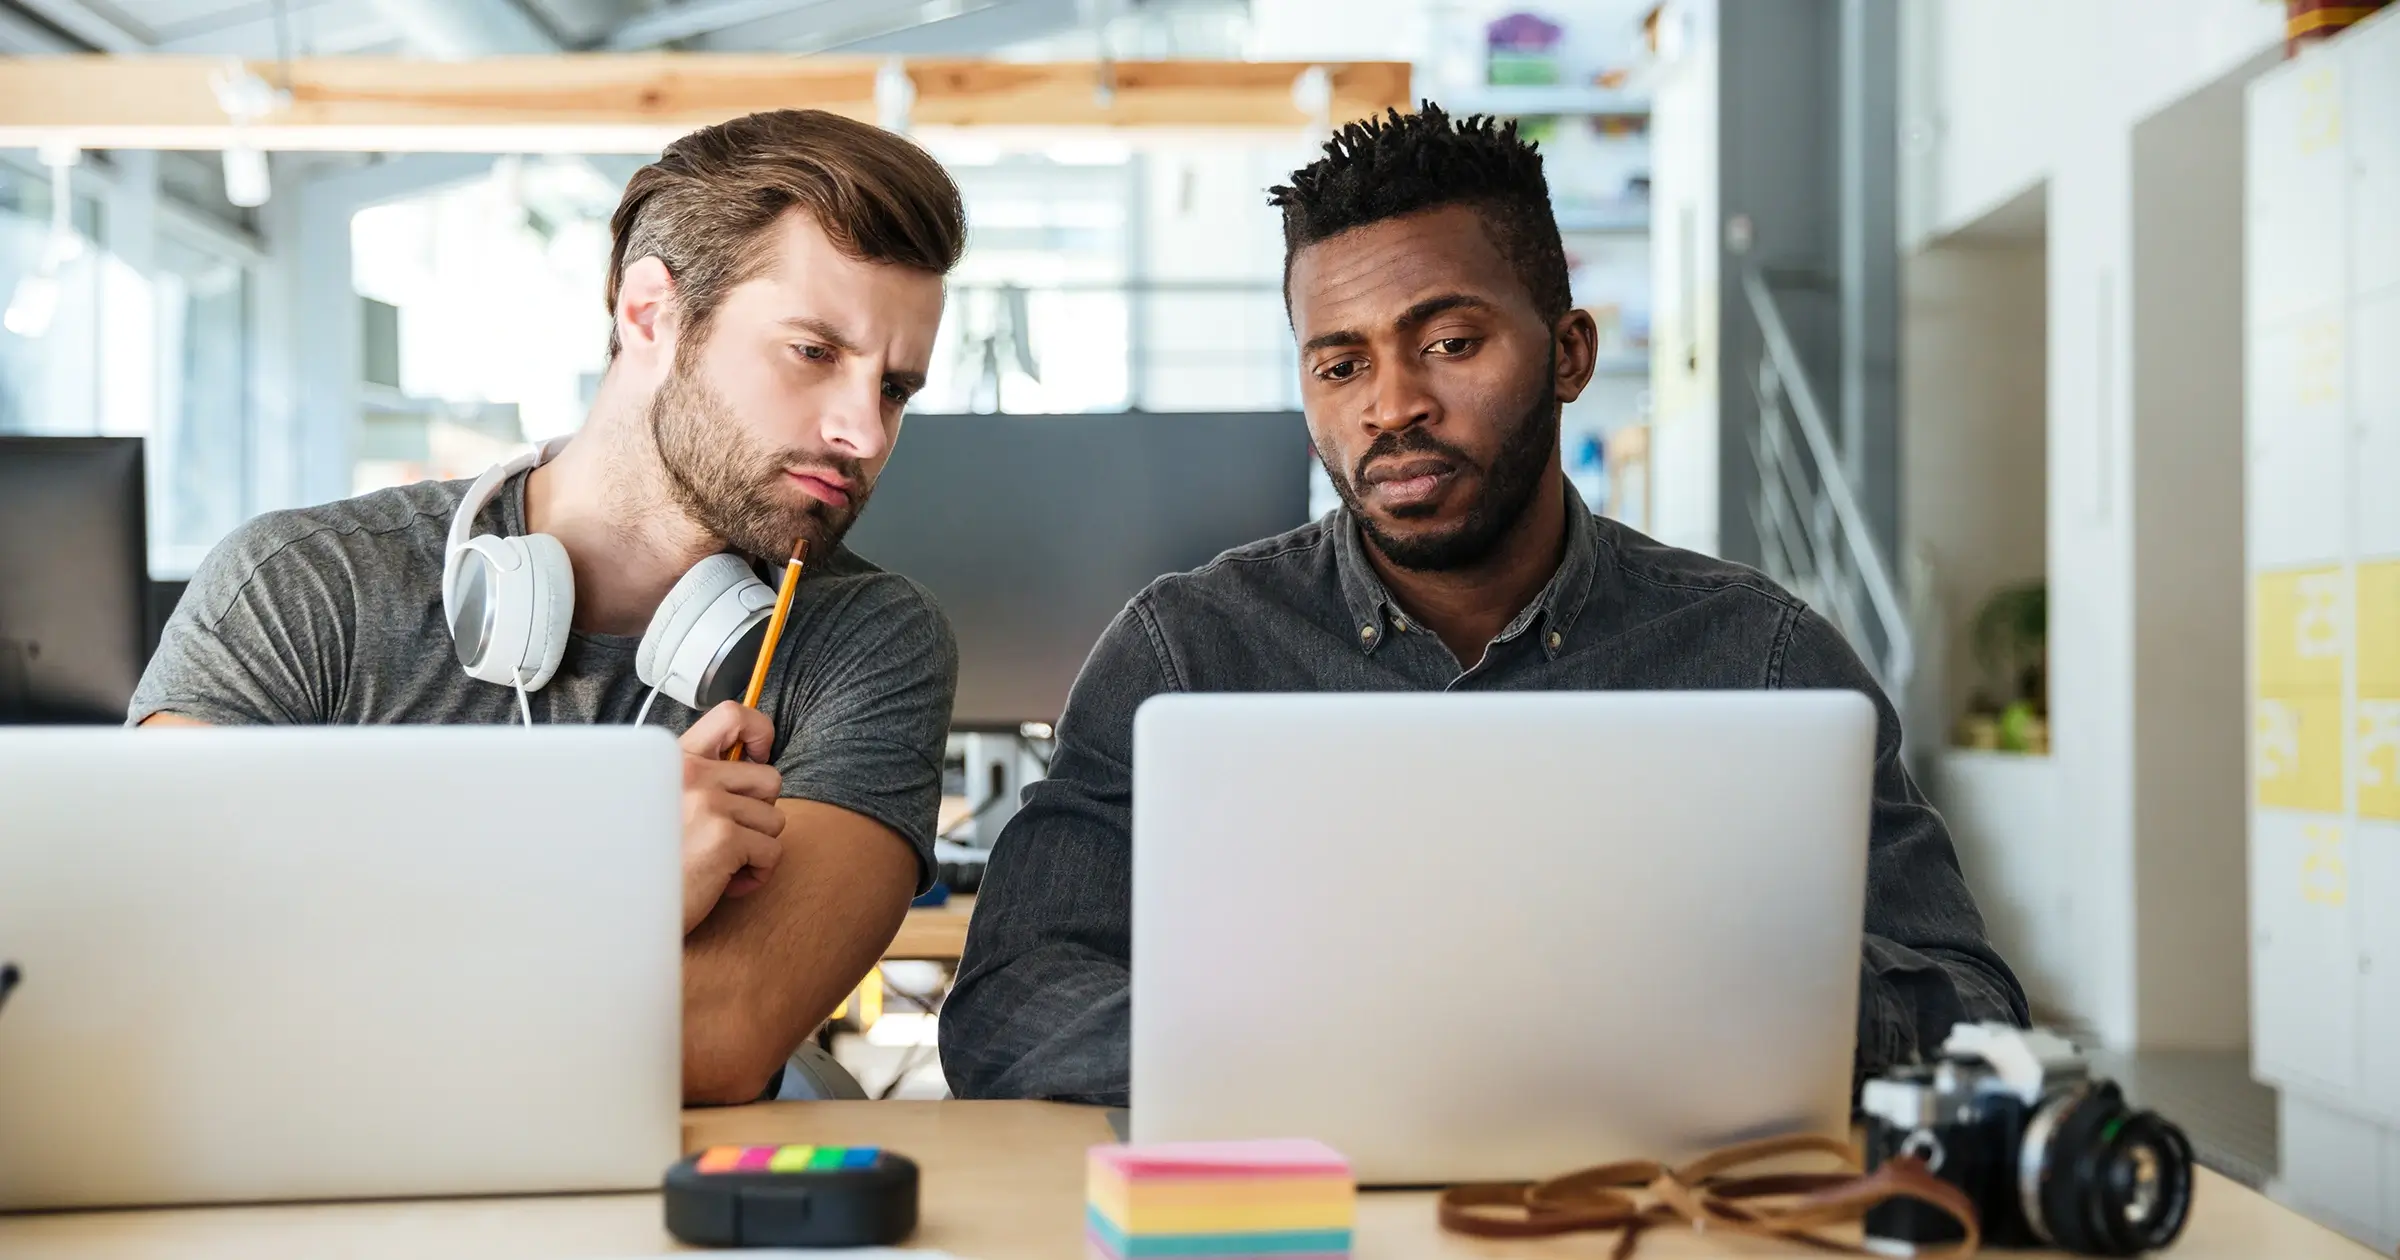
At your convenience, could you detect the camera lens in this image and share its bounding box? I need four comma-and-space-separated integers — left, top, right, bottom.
2020, 1082, 2195, 1255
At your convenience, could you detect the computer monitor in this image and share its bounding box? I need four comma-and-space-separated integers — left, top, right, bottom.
0, 437, 148, 724
845, 412, 1313, 729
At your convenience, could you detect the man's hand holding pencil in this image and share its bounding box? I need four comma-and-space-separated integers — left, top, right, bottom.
677, 702, 784, 935
678, 537, 809, 936
676, 530, 816, 931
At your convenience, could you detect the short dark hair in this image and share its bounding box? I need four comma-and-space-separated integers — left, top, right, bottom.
1268, 102, 1570, 325
606, 109, 967, 359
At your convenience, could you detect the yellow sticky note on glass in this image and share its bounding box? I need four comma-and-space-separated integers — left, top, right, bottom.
2363, 700, 2400, 822
2257, 568, 2349, 693
2259, 694, 2345, 813
2359, 560, 2400, 697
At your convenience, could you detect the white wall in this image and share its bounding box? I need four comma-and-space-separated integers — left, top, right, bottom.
2130, 69, 2253, 1050
1902, 228, 2072, 1020
1901, 224, 2046, 730
1905, 0, 2283, 1048
1134, 144, 1304, 412
1936, 750, 2069, 1015
1905, 0, 2286, 249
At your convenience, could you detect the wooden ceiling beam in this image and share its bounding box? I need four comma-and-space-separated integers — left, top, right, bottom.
0, 55, 1412, 152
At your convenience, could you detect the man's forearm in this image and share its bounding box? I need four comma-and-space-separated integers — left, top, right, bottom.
681, 798, 917, 1104
942, 943, 1131, 1104
1856, 934, 2029, 1081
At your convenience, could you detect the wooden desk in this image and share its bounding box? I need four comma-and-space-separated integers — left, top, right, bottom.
882, 793, 979, 963
0, 1101, 2376, 1259
887, 894, 975, 961
937, 793, 973, 837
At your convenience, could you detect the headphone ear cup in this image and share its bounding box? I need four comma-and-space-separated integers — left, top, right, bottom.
637, 553, 747, 691
637, 553, 777, 711
516, 532, 574, 692
451, 534, 575, 692
449, 536, 528, 687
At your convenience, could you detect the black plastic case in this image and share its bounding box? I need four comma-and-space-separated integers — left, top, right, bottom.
663, 1146, 920, 1248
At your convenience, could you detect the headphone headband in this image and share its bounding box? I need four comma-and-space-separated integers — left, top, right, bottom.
442, 438, 567, 629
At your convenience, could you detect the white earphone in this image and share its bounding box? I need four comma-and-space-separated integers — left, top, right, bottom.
442, 442, 786, 720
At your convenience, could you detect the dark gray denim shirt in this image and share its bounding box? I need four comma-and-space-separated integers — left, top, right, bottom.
940, 486, 2028, 1105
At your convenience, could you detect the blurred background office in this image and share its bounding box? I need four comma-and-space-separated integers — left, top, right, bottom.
0, 0, 2393, 1249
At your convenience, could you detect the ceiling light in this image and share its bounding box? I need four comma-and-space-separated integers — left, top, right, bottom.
4, 146, 84, 340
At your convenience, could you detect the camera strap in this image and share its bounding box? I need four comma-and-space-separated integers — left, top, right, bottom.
1436, 1132, 1982, 1258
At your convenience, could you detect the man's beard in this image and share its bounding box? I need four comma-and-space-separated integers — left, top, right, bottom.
1320, 365, 1558, 573
647, 366, 869, 562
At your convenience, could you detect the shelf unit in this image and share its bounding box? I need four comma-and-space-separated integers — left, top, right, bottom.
1443, 85, 1650, 118
1555, 200, 1649, 234
1592, 355, 1650, 378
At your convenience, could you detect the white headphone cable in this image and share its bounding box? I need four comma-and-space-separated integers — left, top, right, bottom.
633, 683, 663, 728
513, 670, 534, 727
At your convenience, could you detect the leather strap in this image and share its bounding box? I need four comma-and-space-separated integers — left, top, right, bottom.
1438, 1134, 1982, 1259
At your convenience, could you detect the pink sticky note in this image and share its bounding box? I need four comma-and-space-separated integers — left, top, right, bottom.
1089, 1138, 1352, 1180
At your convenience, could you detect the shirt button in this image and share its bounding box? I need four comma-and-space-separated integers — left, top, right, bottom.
1547, 631, 1563, 651
1360, 624, 1378, 643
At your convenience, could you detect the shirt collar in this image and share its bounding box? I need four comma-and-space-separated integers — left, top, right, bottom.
1332, 479, 1602, 658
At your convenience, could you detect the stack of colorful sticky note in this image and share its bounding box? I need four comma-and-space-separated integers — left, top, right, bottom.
1087, 1138, 1354, 1260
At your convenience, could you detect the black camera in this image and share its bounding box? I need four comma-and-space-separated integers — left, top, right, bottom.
1859, 1023, 2194, 1255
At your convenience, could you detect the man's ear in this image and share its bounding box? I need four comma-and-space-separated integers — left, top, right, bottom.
615, 255, 680, 365
1552, 306, 1601, 405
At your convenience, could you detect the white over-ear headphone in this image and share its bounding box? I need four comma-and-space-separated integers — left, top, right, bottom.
442, 441, 786, 719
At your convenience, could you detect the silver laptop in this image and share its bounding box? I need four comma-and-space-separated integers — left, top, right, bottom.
1129, 691, 1875, 1185
0, 727, 683, 1210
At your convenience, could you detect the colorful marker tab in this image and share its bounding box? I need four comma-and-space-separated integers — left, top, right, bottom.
693, 1145, 882, 1175
769, 1146, 818, 1173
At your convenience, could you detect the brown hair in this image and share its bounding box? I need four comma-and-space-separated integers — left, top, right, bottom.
604, 109, 967, 358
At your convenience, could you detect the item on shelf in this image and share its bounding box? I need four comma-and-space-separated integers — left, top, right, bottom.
1087, 1138, 1355, 1260
1621, 304, 1651, 351
1607, 422, 1650, 532
1515, 115, 1562, 145
1567, 432, 1607, 514
1591, 113, 1648, 138
2285, 0, 2390, 56
1485, 12, 1564, 86
1590, 301, 1624, 349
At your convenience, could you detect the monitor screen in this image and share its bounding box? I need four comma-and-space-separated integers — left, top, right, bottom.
844, 412, 1313, 729
0, 437, 148, 724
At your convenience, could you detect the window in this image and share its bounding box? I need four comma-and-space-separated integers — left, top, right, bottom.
348, 160, 614, 496
0, 163, 103, 437
152, 229, 254, 568
0, 158, 265, 575
917, 152, 1136, 414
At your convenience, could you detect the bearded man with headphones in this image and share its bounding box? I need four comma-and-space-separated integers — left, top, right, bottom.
131, 110, 967, 1105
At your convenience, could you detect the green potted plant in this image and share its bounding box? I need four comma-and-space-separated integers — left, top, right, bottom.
1955, 581, 2048, 754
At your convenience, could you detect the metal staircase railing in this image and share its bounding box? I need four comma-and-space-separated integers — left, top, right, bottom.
1739, 266, 1914, 701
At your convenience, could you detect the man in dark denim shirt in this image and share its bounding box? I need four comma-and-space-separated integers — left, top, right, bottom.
941, 104, 2027, 1106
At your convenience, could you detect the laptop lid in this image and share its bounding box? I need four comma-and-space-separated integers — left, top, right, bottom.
1129, 691, 1874, 1184
0, 727, 683, 1210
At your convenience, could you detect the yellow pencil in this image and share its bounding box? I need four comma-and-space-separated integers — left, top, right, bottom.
727, 537, 807, 763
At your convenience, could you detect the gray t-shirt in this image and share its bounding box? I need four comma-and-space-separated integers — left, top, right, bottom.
131, 471, 958, 889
